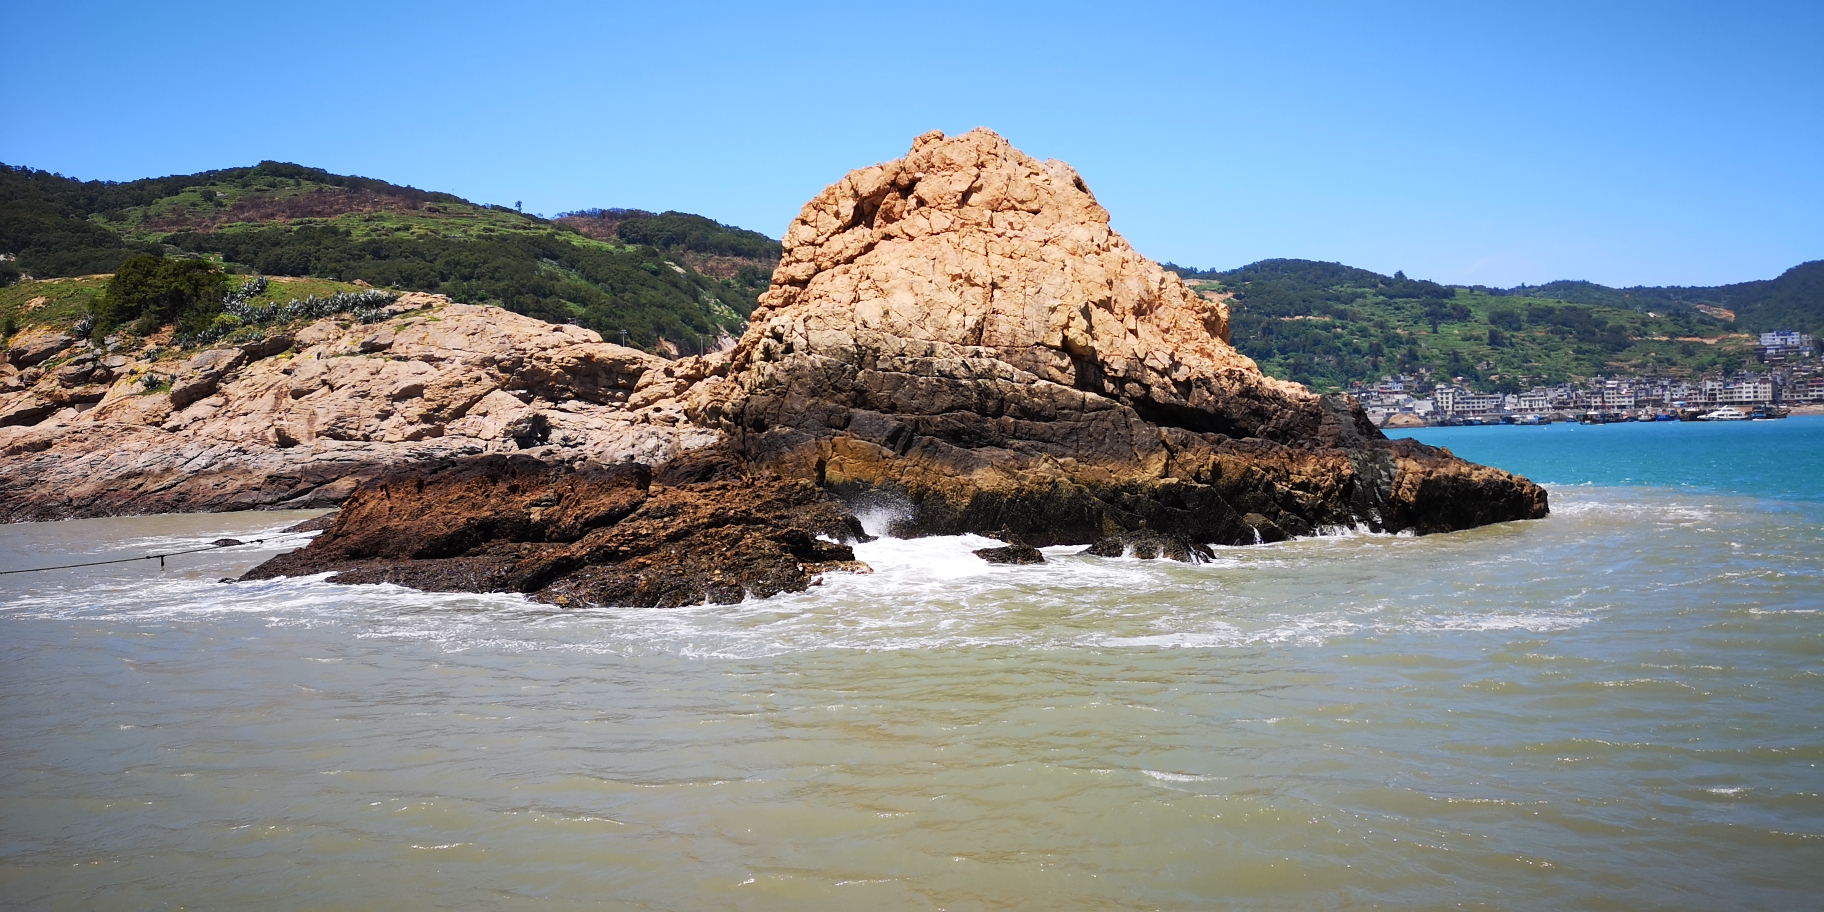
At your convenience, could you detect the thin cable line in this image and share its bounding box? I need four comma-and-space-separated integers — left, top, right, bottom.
0, 533, 314, 576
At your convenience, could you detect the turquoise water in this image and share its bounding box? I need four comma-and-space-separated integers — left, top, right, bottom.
2, 419, 1821, 910
1388, 415, 1824, 503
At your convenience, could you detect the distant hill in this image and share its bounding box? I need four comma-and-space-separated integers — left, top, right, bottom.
0, 162, 776, 350
554, 209, 780, 285
1454, 261, 1824, 336
1169, 258, 1774, 392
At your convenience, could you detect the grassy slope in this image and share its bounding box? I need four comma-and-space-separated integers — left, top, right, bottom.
1, 274, 372, 335
0, 163, 779, 351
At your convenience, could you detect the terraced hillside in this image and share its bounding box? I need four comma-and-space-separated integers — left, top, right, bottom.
0, 162, 778, 352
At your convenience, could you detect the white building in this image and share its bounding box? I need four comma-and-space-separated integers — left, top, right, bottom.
1716, 378, 1774, 404
1758, 331, 1815, 363
1789, 376, 1824, 402
1599, 381, 1633, 408
1455, 392, 1504, 414
1433, 385, 1458, 413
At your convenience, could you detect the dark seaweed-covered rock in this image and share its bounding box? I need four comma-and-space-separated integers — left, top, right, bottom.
1082, 532, 1216, 563
241, 448, 871, 608
974, 544, 1046, 565
283, 511, 339, 533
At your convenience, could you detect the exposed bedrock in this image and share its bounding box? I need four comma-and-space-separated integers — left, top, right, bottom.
241, 448, 870, 609
687, 128, 1547, 545
0, 296, 718, 522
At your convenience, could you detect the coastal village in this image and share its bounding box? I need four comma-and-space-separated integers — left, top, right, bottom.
1352, 331, 1821, 426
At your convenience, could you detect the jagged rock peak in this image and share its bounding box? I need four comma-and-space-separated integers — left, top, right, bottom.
739, 128, 1306, 426
673, 129, 1548, 548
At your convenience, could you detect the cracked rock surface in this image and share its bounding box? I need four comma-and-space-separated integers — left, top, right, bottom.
0, 295, 719, 521
687, 128, 1547, 544
241, 447, 870, 609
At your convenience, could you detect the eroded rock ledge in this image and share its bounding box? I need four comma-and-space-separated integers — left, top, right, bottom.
0, 296, 717, 521
241, 448, 868, 608
683, 128, 1547, 545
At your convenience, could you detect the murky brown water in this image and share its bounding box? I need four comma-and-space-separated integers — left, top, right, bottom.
3, 481, 1821, 910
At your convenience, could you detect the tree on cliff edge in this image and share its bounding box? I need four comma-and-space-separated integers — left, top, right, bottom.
96, 255, 229, 335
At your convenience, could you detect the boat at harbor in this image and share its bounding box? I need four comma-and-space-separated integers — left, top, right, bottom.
1701, 406, 1749, 421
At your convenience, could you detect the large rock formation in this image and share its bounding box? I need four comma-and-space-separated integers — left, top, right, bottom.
687, 128, 1546, 544
17, 128, 1546, 605
0, 295, 717, 521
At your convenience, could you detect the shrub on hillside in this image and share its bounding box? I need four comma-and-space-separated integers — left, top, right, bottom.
96, 256, 230, 335
171, 278, 399, 347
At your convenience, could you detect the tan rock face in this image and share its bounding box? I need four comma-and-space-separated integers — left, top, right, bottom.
0, 296, 721, 521
693, 129, 1547, 543
740, 127, 1307, 429
5, 327, 76, 370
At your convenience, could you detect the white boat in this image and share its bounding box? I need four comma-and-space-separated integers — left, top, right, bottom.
1700, 406, 1748, 421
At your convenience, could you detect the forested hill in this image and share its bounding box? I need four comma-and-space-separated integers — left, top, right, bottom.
0, 162, 779, 350
1484, 261, 1824, 335
555, 210, 778, 287
1166, 258, 1819, 393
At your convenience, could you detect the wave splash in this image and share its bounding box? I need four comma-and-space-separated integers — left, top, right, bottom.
4, 507, 1622, 659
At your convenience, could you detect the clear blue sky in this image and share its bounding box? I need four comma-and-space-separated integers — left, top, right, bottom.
4, 1, 1819, 287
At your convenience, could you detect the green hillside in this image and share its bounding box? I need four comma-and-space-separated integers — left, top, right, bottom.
0, 162, 779, 350
3, 159, 1812, 380
1177, 259, 1760, 393
1460, 262, 1824, 336
0, 273, 377, 340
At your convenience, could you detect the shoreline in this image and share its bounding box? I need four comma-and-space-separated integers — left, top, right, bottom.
1382, 409, 1821, 429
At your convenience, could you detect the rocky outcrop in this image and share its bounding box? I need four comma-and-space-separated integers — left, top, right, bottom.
241, 449, 870, 608
974, 544, 1046, 565
0, 294, 718, 521
1082, 531, 1217, 563
687, 128, 1546, 545
5, 327, 76, 370
8, 128, 1546, 610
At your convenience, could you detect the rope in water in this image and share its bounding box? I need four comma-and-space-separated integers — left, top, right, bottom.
0, 533, 315, 576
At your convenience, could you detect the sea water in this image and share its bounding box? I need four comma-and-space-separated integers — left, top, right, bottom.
2, 418, 1820, 910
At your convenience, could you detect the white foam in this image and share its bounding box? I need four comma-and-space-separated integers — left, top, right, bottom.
1142, 770, 1220, 783
1410, 613, 1592, 633
4, 514, 1619, 659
